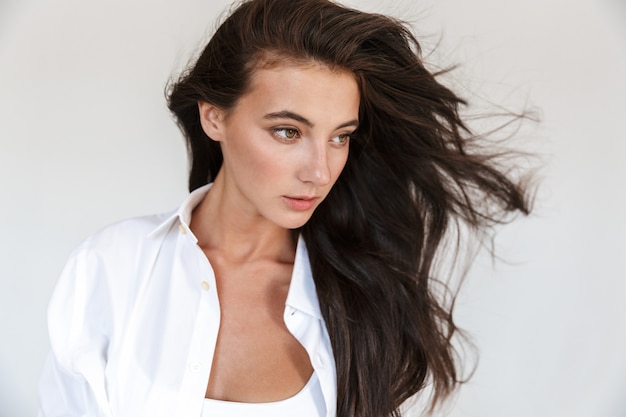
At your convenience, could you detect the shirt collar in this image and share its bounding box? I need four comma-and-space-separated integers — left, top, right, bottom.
147, 183, 213, 243
286, 235, 323, 320
147, 183, 323, 320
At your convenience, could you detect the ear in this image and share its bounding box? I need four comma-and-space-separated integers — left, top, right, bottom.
198, 101, 226, 142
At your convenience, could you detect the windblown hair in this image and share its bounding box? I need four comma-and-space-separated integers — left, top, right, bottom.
167, 0, 531, 416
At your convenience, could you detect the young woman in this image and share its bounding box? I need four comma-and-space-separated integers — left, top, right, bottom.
38, 0, 531, 416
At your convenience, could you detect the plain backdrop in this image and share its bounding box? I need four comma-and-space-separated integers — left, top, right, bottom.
1, 0, 625, 416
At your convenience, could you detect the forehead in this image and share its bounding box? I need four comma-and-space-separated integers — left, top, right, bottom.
237, 62, 360, 117
243, 51, 355, 92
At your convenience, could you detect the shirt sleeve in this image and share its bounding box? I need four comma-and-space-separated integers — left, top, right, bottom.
38, 244, 114, 417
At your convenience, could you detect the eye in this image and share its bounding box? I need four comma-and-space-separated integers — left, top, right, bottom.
330, 133, 352, 147
272, 127, 300, 141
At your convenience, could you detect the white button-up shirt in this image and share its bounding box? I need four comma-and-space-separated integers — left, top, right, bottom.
38, 184, 337, 417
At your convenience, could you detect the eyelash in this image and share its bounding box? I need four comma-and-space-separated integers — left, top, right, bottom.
271, 127, 352, 146
272, 127, 300, 141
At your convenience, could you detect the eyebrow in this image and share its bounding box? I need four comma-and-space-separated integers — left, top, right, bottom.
263, 110, 359, 130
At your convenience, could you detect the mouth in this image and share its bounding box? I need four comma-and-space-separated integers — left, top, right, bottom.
282, 195, 319, 211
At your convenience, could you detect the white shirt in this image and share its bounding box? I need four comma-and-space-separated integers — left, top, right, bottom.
38, 184, 337, 417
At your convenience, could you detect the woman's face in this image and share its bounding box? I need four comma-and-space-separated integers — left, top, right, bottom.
199, 61, 360, 230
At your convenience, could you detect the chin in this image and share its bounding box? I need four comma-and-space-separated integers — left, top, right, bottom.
276, 212, 315, 230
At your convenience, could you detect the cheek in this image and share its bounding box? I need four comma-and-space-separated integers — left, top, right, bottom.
228, 133, 288, 181
330, 150, 350, 181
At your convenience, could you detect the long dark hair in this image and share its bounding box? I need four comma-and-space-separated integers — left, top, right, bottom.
166, 0, 532, 416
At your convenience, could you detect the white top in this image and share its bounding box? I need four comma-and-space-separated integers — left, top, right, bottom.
38, 184, 337, 417
201, 371, 325, 417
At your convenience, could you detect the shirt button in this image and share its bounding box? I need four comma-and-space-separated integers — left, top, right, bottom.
201, 281, 210, 291
189, 361, 202, 373
179, 224, 187, 234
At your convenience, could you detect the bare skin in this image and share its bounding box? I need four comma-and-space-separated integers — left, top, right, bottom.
191, 184, 313, 402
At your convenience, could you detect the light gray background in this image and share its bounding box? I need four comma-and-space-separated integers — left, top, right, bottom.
1, 0, 625, 416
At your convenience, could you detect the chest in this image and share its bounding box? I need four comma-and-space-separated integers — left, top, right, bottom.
99, 236, 335, 416
204, 254, 314, 402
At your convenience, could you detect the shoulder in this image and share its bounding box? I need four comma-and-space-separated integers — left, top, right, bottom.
60, 211, 174, 272
51, 210, 177, 314
47, 211, 177, 358
80, 210, 175, 253
57, 210, 177, 295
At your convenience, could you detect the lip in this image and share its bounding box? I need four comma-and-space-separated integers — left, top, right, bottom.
282, 195, 319, 211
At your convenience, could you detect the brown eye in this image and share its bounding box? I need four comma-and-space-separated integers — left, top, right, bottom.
331, 133, 351, 146
338, 134, 349, 143
273, 128, 301, 141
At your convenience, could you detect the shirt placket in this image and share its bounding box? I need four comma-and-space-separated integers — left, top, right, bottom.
174, 221, 221, 417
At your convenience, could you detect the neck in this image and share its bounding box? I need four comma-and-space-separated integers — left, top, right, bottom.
190, 173, 296, 265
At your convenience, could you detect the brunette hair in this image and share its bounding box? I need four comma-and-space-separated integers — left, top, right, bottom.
167, 0, 532, 416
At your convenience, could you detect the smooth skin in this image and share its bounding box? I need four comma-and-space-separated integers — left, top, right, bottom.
190, 61, 360, 402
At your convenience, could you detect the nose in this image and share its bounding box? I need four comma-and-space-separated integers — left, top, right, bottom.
297, 141, 331, 186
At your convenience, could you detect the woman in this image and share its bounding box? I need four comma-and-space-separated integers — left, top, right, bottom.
38, 0, 531, 416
